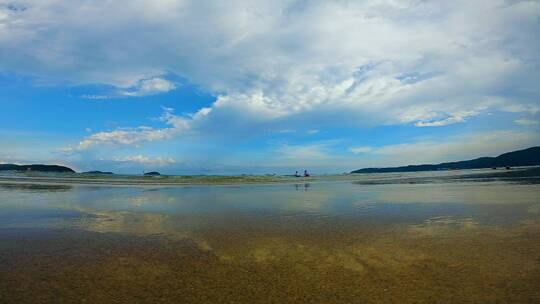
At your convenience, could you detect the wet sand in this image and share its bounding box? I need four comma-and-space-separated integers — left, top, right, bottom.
1, 219, 539, 304
1, 170, 540, 303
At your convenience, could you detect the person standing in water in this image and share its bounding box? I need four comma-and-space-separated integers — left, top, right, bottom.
304, 170, 310, 177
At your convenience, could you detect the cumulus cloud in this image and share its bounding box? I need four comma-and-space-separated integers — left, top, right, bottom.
73, 127, 172, 150
1, 0, 539, 132
63, 108, 190, 152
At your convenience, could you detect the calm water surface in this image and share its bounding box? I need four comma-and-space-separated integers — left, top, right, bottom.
1, 170, 539, 303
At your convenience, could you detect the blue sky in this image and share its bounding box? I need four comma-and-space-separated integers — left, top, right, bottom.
1, 0, 539, 174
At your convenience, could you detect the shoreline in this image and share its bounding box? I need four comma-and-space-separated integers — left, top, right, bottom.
0, 166, 538, 187
0, 175, 312, 187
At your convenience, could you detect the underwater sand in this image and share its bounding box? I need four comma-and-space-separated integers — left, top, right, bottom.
1, 169, 539, 303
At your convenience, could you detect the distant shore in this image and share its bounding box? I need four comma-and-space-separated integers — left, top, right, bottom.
0, 166, 538, 187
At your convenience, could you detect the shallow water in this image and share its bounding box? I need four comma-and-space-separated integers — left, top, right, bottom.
1, 170, 540, 303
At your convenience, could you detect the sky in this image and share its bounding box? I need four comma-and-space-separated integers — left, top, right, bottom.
1, 0, 539, 175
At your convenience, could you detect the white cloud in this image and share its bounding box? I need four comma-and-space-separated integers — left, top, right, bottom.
80, 94, 112, 100
350, 146, 374, 154
63, 108, 190, 152
501, 104, 540, 114
1, 0, 538, 132
276, 144, 329, 161
414, 110, 484, 127
514, 118, 538, 126
80, 77, 177, 99
113, 155, 176, 166
350, 130, 540, 166
76, 127, 172, 149
120, 77, 177, 97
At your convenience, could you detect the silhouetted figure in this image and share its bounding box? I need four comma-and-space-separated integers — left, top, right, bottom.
294, 171, 301, 177
304, 170, 310, 177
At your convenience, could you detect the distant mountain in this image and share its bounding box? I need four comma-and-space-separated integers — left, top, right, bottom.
351, 146, 540, 174
82, 171, 114, 175
0, 164, 75, 173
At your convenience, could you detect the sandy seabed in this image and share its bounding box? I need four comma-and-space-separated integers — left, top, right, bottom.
1, 168, 540, 303
1, 218, 539, 304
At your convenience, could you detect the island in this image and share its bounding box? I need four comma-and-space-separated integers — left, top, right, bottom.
143, 171, 161, 176
351, 146, 540, 174
0, 164, 75, 173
